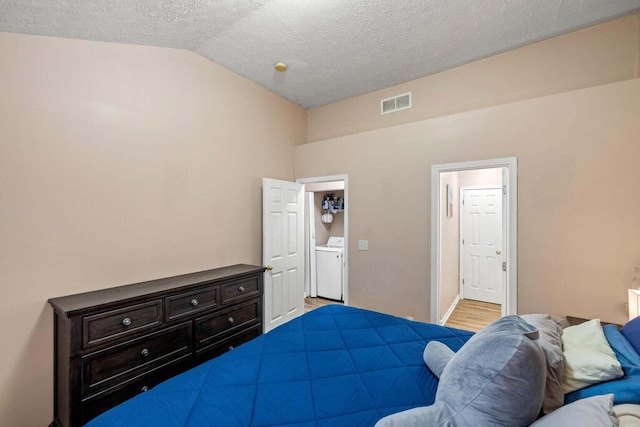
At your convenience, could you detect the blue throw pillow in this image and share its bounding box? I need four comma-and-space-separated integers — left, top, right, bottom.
607, 324, 640, 367
621, 316, 640, 355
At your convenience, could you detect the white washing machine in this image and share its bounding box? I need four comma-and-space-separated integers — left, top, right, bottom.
315, 236, 345, 301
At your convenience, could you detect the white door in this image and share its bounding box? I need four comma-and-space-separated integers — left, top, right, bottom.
461, 187, 503, 304
263, 178, 305, 332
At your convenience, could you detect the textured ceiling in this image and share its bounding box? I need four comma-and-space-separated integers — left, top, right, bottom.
1, 0, 639, 108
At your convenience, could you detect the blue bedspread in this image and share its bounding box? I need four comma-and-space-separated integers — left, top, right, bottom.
87, 305, 473, 427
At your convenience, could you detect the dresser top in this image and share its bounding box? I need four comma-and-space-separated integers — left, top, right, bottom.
49, 264, 265, 316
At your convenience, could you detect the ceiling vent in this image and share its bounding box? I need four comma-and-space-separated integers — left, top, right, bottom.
381, 92, 412, 115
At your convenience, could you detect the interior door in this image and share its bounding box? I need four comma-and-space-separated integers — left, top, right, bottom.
263, 178, 305, 332
461, 187, 503, 304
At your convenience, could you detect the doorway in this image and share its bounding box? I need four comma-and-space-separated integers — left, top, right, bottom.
297, 175, 349, 308
262, 175, 348, 332
430, 158, 517, 325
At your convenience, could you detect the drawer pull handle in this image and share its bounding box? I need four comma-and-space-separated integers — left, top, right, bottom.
122, 317, 132, 326
190, 299, 199, 307
140, 348, 150, 357
141, 386, 149, 393
238, 286, 245, 293
228, 345, 234, 351
227, 316, 234, 324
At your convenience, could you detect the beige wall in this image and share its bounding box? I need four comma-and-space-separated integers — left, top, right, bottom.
2, 12, 639, 427
0, 32, 305, 426
296, 78, 640, 326
307, 13, 640, 143
440, 168, 503, 318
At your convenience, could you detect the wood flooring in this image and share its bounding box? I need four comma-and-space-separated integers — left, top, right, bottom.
444, 298, 501, 332
304, 296, 498, 333
305, 297, 342, 313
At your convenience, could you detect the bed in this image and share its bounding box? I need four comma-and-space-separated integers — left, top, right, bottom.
87, 305, 640, 427
87, 305, 472, 426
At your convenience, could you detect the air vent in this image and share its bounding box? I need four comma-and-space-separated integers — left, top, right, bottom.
381, 92, 412, 115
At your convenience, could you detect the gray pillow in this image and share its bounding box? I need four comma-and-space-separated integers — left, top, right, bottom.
530, 394, 618, 426
376, 316, 546, 427
520, 314, 566, 414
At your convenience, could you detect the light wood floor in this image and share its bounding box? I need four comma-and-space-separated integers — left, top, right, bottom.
305, 297, 342, 313
305, 297, 498, 332
445, 299, 501, 332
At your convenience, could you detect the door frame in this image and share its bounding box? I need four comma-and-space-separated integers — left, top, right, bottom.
459, 185, 503, 302
304, 192, 317, 297
296, 174, 349, 306
430, 157, 517, 324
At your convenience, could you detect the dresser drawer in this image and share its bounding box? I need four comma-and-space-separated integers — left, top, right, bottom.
221, 276, 260, 304
195, 300, 260, 348
80, 359, 189, 426
195, 324, 261, 361
165, 285, 218, 321
82, 322, 192, 395
83, 300, 162, 348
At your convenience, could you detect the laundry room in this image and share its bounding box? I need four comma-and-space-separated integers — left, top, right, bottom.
314, 191, 345, 244
303, 180, 347, 306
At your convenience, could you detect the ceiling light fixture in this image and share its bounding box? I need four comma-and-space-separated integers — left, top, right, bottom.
275, 62, 287, 72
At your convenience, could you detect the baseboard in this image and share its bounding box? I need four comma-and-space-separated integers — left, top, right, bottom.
440, 295, 461, 325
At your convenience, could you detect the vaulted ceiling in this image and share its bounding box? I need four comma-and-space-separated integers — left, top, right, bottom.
1, 0, 639, 108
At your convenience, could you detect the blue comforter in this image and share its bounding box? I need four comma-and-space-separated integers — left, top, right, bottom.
87, 305, 473, 427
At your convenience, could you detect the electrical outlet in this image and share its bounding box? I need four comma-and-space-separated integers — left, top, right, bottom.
358, 240, 369, 251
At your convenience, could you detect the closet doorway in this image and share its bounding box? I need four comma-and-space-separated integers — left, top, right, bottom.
297, 175, 349, 309
430, 158, 517, 327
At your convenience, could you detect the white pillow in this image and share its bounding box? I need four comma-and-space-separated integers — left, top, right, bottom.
613, 404, 640, 427
530, 394, 618, 427
562, 319, 623, 393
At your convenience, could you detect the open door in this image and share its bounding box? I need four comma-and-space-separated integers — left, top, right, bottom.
262, 178, 305, 332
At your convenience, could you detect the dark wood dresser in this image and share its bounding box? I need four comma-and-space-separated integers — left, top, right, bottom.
48, 264, 265, 427
566, 315, 622, 329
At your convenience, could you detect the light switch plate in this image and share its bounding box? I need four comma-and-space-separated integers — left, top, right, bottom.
358, 240, 369, 251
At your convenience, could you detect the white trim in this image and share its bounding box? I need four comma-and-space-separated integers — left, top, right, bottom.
430, 157, 518, 324
305, 192, 317, 297
440, 294, 461, 325
458, 185, 502, 190
296, 175, 349, 306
